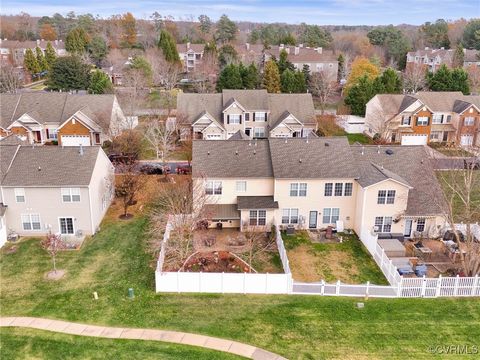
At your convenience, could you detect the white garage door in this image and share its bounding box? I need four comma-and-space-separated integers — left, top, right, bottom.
460, 135, 473, 147
61, 135, 91, 146
401, 134, 428, 146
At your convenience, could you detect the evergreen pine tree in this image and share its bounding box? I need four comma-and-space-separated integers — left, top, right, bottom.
44, 42, 57, 70
216, 64, 243, 91
281, 69, 296, 93
24, 48, 40, 76
158, 30, 180, 63
35, 46, 48, 72
241, 63, 259, 89
380, 68, 402, 93
294, 70, 307, 93
88, 70, 114, 94
263, 60, 281, 93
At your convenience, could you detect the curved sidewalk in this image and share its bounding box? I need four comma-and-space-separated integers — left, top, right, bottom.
0, 317, 286, 360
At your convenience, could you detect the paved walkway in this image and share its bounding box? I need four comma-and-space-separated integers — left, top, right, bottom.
0, 317, 286, 360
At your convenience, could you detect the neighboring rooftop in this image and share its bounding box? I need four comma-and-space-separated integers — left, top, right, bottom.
0, 145, 102, 187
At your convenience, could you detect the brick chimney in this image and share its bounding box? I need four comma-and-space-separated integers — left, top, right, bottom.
316, 47, 323, 54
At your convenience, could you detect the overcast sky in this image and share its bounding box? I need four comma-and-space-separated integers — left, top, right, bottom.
1, 0, 479, 25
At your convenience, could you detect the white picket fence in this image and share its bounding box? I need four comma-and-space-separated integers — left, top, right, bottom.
155, 221, 292, 294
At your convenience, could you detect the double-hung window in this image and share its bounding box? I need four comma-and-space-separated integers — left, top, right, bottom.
282, 209, 299, 224
344, 183, 353, 196
62, 188, 81, 202
464, 117, 475, 126
377, 190, 387, 204
228, 114, 241, 124
290, 183, 307, 197
417, 116, 429, 126
254, 112, 266, 122
205, 181, 222, 195
416, 218, 426, 232
254, 127, 265, 138
386, 190, 396, 204
401, 116, 411, 126
249, 210, 266, 226
235, 181, 247, 192
21, 214, 41, 231
47, 128, 58, 140
374, 216, 392, 232
14, 188, 25, 203
430, 131, 442, 140
324, 183, 333, 196
323, 208, 340, 224
334, 183, 343, 196
432, 114, 443, 124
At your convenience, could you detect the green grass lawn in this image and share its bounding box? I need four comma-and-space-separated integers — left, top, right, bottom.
346, 133, 374, 145
0, 328, 242, 360
282, 231, 388, 284
1, 217, 480, 359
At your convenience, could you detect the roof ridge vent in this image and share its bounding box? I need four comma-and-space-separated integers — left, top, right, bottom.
253, 149, 256, 155
235, 150, 238, 155
299, 158, 302, 163
207, 151, 210, 155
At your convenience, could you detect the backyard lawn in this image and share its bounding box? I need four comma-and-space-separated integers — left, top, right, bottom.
0, 328, 242, 360
1, 214, 479, 359
282, 230, 388, 284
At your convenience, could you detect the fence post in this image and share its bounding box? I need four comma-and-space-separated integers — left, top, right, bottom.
388, 259, 394, 284
435, 275, 442, 298
472, 275, 479, 297
221, 272, 224, 294
336, 280, 340, 295
177, 271, 180, 293
265, 273, 268, 294
243, 272, 246, 294
365, 281, 370, 299
421, 275, 426, 298
397, 276, 403, 297
199, 271, 202, 292
321, 280, 325, 296
454, 275, 460, 296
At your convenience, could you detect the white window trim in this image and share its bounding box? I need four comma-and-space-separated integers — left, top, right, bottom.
290, 182, 307, 197
235, 181, 247, 193
416, 218, 426, 232
322, 208, 340, 224
374, 216, 392, 233
249, 209, 266, 226
205, 180, 222, 195
59, 216, 75, 235
324, 183, 333, 196
61, 188, 81, 202
282, 208, 299, 224
417, 116, 429, 126
14, 188, 26, 203
229, 114, 241, 124
21, 213, 42, 231
464, 117, 475, 126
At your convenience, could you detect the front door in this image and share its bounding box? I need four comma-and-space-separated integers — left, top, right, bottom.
59, 217, 75, 235
309, 211, 317, 229
443, 131, 448, 142
404, 219, 413, 238
245, 128, 251, 137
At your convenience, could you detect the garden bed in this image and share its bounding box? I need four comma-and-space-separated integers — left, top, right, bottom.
181, 251, 254, 273
283, 230, 388, 284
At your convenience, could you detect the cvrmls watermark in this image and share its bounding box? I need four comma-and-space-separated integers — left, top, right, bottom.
428, 345, 478, 355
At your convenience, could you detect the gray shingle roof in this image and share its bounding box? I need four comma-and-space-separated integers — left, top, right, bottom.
205, 204, 240, 220
1, 146, 101, 187
237, 196, 278, 209
0, 134, 28, 146
228, 130, 250, 140
177, 90, 316, 130
192, 139, 273, 178
351, 145, 444, 216
0, 145, 19, 180
0, 93, 116, 129
269, 137, 358, 179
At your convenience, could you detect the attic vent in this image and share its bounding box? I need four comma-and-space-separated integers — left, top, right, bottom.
235, 150, 238, 155
385, 149, 394, 155
38, 166, 41, 171
207, 151, 210, 155
253, 149, 256, 155
299, 158, 302, 163
324, 142, 329, 147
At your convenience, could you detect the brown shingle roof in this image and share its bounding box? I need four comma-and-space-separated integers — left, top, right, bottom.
205, 204, 240, 220
1, 146, 101, 187
237, 196, 278, 209
0, 93, 116, 129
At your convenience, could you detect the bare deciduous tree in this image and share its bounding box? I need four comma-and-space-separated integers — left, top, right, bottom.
0, 63, 22, 93
115, 162, 145, 219
435, 161, 480, 276
309, 71, 338, 115
403, 63, 427, 94
145, 48, 181, 90
122, 67, 149, 116
466, 64, 480, 95
41, 231, 66, 273
150, 177, 213, 268
364, 103, 392, 143
241, 223, 276, 273
144, 117, 177, 162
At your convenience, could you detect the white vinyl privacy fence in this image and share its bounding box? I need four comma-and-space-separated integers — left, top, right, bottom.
155, 221, 292, 294
155, 219, 480, 298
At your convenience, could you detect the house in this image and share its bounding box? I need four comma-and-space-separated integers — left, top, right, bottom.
192, 138, 446, 241
176, 43, 205, 73
0, 39, 67, 66
365, 92, 480, 147
177, 89, 317, 140
0, 144, 114, 247
0, 93, 134, 146
406, 47, 479, 72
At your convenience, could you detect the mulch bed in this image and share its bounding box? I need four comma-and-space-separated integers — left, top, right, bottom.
181, 251, 253, 273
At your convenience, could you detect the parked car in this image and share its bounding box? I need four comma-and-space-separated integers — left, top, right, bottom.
176, 165, 191, 175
